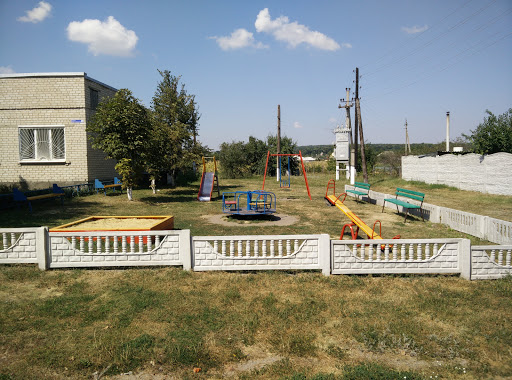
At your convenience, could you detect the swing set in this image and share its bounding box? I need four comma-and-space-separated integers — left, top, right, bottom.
262, 151, 312, 200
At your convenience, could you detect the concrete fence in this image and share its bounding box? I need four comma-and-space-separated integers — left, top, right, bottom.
1, 227, 511, 280
193, 234, 330, 275
346, 186, 512, 245
401, 152, 512, 196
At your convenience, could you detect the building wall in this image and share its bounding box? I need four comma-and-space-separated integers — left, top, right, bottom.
84, 77, 118, 181
0, 73, 118, 188
402, 153, 512, 196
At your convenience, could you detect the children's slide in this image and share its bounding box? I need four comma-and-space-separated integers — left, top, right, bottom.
198, 172, 215, 202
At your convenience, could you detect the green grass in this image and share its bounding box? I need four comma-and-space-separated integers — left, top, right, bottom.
1, 268, 511, 378
1, 173, 511, 378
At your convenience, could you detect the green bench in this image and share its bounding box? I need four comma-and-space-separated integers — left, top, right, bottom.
346, 181, 371, 201
382, 187, 425, 223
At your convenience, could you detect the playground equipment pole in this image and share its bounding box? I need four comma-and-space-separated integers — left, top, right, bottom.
262, 151, 312, 200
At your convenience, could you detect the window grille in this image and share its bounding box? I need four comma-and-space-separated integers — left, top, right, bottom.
19, 126, 65, 162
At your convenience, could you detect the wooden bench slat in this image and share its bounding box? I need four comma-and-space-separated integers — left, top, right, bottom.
27, 193, 63, 201
383, 187, 425, 222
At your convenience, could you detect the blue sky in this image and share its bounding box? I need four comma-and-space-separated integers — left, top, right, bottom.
1, 0, 511, 150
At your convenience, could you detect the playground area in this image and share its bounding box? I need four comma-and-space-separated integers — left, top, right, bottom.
1, 172, 512, 379
2, 172, 511, 244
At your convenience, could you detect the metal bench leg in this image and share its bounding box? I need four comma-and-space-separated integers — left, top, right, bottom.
403, 209, 409, 223
381, 201, 386, 213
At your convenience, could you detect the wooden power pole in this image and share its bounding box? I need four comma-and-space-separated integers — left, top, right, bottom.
354, 67, 359, 169
405, 119, 411, 155
355, 98, 368, 183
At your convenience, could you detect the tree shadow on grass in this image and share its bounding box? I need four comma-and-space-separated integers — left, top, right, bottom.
0, 200, 106, 228
225, 214, 282, 223
139, 184, 244, 204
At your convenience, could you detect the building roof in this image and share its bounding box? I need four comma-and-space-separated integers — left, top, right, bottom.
0, 72, 117, 92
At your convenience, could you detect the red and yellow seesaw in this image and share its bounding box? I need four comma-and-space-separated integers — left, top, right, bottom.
324, 179, 400, 241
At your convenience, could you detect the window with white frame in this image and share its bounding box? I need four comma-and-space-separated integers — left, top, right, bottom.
18, 126, 66, 162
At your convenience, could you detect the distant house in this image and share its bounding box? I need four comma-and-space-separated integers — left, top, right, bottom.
0, 72, 118, 189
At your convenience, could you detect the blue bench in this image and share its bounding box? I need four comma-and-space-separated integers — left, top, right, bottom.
94, 177, 122, 195
382, 187, 425, 223
13, 184, 65, 213
346, 181, 371, 201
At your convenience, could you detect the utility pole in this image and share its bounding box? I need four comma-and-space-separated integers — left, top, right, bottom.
404, 119, 411, 155
445, 111, 450, 152
354, 67, 359, 169
355, 98, 368, 183
277, 104, 281, 181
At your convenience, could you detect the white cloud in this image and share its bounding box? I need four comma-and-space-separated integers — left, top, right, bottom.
67, 16, 138, 57
255, 8, 342, 51
0, 66, 15, 74
401, 25, 429, 34
293, 121, 303, 129
18, 1, 52, 23
211, 28, 267, 50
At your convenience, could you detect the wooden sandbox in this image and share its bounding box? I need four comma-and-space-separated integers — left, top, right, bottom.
50, 216, 174, 243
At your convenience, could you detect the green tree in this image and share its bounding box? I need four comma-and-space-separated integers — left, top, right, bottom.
266, 135, 299, 176
218, 140, 250, 178
464, 109, 512, 154
151, 70, 201, 187
87, 89, 151, 200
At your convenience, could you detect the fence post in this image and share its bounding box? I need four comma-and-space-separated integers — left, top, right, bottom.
459, 238, 471, 280
319, 234, 331, 276
36, 227, 48, 270
181, 229, 192, 271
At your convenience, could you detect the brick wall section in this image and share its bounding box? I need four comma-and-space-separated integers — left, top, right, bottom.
84, 78, 118, 180
0, 73, 118, 188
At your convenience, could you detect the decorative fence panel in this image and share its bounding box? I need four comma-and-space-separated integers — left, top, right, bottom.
192, 234, 330, 275
471, 245, 512, 280
0, 227, 45, 267
331, 238, 469, 278
48, 230, 191, 270
440, 208, 485, 240
486, 218, 512, 245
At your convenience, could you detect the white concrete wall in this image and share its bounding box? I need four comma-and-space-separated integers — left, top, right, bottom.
331, 239, 468, 278
470, 245, 512, 280
402, 152, 512, 195
48, 230, 191, 270
1, 228, 511, 280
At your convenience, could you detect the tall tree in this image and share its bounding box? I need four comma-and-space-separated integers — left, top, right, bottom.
87, 89, 151, 200
151, 70, 201, 186
464, 109, 512, 154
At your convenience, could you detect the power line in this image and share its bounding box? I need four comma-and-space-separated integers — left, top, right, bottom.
364, 0, 498, 77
